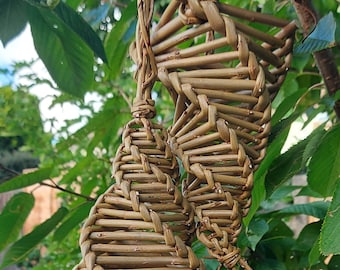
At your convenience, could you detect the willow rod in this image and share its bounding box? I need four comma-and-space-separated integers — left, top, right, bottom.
217, 2, 290, 27
96, 256, 191, 267
89, 231, 165, 241
155, 36, 230, 62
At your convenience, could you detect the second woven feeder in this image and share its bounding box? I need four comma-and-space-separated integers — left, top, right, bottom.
145, 1, 296, 269
149, 0, 296, 166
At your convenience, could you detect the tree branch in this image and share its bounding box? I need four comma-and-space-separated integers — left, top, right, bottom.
40, 180, 95, 201
292, 0, 340, 119
0, 163, 95, 201
0, 163, 20, 176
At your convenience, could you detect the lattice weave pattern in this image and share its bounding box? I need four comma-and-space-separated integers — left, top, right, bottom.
144, 0, 296, 166
75, 0, 296, 269
74, 0, 203, 269
138, 1, 295, 269
75, 119, 202, 270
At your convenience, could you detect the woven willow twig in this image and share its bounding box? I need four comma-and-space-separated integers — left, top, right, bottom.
139, 1, 296, 269
150, 0, 296, 100
74, 1, 203, 269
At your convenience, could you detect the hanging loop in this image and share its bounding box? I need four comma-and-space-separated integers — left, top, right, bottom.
131, 0, 158, 119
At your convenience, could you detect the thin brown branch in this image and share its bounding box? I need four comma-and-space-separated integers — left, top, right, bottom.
0, 163, 20, 176
334, 100, 340, 120
292, 0, 317, 32
313, 49, 340, 96
41, 180, 95, 201
117, 86, 133, 109
0, 164, 95, 201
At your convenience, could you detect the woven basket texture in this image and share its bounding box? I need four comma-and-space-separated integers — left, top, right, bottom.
75, 0, 296, 269
133, 1, 295, 269
75, 1, 203, 269
146, 0, 296, 100
75, 119, 203, 270
132, 0, 298, 166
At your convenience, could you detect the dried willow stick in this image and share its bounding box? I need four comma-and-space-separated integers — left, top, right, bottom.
155, 0, 181, 30
233, 20, 285, 47
216, 2, 290, 27
152, 23, 212, 54
177, 67, 250, 79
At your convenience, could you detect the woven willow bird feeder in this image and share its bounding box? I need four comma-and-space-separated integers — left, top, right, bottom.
75, 0, 295, 269
143, 1, 295, 269
74, 1, 203, 269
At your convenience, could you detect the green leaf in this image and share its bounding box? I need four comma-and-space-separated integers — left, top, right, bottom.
257, 220, 295, 268
302, 105, 326, 130
310, 262, 328, 270
0, 0, 28, 46
295, 73, 321, 92
245, 113, 298, 225
266, 125, 326, 197
302, 126, 326, 164
269, 111, 300, 144
56, 96, 130, 152
320, 181, 340, 255
309, 236, 321, 266
244, 173, 266, 226
293, 221, 322, 252
308, 124, 340, 197
335, 91, 340, 101
104, 0, 137, 79
291, 54, 311, 73
64, 0, 82, 9
277, 201, 329, 219
266, 219, 294, 238
265, 138, 308, 196
28, 5, 94, 98
59, 155, 93, 185
192, 240, 219, 270
252, 259, 286, 270
53, 1, 107, 62
53, 201, 94, 242
88, 96, 131, 150
243, 123, 290, 225
0, 167, 52, 192
272, 89, 304, 126
269, 185, 302, 201
191, 240, 208, 258
0, 207, 68, 268
203, 258, 220, 270
298, 186, 324, 198
0, 192, 34, 251
246, 218, 269, 251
